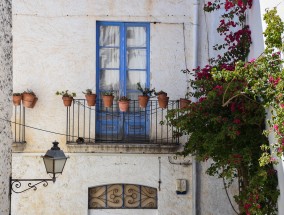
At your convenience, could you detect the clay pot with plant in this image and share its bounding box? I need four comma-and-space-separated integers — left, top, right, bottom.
155, 90, 169, 109
22, 90, 38, 108
13, 93, 22, 106
83, 89, 97, 106
56, 90, 76, 107
180, 86, 191, 109
102, 91, 114, 108
118, 96, 131, 112
180, 98, 191, 109
137, 82, 155, 108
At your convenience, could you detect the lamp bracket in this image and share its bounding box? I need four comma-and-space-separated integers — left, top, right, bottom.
10, 178, 53, 194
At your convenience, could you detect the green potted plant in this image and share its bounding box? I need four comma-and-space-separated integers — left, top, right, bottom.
22, 89, 38, 108
102, 91, 114, 108
155, 90, 169, 109
83, 89, 97, 106
12, 93, 22, 106
137, 82, 155, 108
56, 90, 76, 107
118, 96, 131, 112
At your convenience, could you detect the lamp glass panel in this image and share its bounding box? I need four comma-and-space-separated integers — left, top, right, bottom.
43, 157, 54, 173
54, 159, 67, 173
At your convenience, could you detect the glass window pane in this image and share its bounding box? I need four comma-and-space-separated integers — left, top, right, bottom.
127, 27, 146, 47
100, 69, 119, 91
100, 26, 120, 46
127, 70, 146, 90
127, 49, 146, 69
100, 48, 119, 68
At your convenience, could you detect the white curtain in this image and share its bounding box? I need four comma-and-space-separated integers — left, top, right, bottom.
99, 25, 147, 94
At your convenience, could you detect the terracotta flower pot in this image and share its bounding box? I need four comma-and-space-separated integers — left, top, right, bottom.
180, 98, 191, 109
62, 96, 73, 107
13, 95, 22, 106
118, 100, 130, 112
138, 95, 149, 108
102, 95, 114, 108
158, 96, 169, 109
158, 92, 167, 99
22, 93, 37, 108
85, 94, 97, 106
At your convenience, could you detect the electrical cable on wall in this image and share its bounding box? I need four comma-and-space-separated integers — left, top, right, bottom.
158, 157, 161, 191
0, 117, 77, 138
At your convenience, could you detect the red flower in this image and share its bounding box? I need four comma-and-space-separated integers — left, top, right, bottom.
274, 124, 279, 131
269, 76, 281, 87
233, 119, 241, 124
230, 102, 236, 112
236, 130, 240, 136
244, 203, 251, 209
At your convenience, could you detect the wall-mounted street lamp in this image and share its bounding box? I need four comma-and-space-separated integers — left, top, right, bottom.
10, 141, 69, 194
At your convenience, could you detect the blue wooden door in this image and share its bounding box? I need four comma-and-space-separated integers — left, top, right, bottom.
96, 22, 150, 142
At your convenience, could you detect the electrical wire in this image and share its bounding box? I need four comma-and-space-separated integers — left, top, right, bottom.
0, 117, 78, 138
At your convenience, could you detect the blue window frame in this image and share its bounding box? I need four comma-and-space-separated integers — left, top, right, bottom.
96, 21, 150, 140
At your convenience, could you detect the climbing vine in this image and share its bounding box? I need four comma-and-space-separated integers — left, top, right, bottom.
167, 1, 280, 215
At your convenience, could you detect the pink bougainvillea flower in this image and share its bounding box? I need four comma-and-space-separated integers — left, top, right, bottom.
230, 102, 236, 112
244, 203, 251, 209
269, 76, 281, 86
233, 119, 241, 124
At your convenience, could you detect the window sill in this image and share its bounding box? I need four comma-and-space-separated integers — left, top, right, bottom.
66, 142, 180, 154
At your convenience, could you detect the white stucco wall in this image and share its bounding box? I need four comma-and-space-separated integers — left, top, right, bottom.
11, 0, 248, 214
12, 0, 192, 153
248, 1, 284, 214
12, 1, 194, 215
12, 154, 192, 215
0, 0, 12, 214
195, 1, 238, 214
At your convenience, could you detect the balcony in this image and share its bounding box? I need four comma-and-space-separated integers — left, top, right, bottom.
11, 99, 181, 153
66, 99, 181, 153
12, 104, 26, 151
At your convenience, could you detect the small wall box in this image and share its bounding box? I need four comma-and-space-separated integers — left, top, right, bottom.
176, 179, 187, 195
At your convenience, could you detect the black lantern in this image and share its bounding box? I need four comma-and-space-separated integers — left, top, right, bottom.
42, 141, 69, 182
10, 141, 69, 195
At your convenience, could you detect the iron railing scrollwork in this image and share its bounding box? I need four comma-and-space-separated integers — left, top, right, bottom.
10, 178, 53, 194
88, 184, 158, 209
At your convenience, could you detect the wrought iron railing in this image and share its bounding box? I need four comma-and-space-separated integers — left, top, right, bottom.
66, 99, 180, 145
13, 104, 26, 143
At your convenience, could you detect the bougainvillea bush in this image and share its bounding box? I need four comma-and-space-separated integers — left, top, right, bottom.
167, 1, 282, 215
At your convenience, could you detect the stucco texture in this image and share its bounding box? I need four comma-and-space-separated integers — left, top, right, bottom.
0, 0, 12, 214
12, 154, 192, 215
